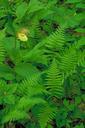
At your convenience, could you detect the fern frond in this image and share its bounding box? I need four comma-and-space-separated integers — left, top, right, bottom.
17, 97, 46, 111
45, 27, 65, 49
36, 104, 57, 128
17, 74, 46, 97
1, 109, 27, 123
60, 46, 78, 76
45, 59, 64, 98
78, 51, 85, 67
34, 26, 65, 62
0, 42, 5, 64
0, 29, 5, 64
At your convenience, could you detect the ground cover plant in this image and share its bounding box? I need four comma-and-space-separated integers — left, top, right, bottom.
0, 0, 85, 128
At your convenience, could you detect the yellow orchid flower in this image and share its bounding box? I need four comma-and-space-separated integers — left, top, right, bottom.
17, 28, 28, 42
17, 32, 28, 42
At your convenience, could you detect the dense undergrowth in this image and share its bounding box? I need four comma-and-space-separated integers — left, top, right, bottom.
0, 0, 85, 128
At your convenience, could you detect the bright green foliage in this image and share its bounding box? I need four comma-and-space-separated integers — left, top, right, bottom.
0, 0, 85, 128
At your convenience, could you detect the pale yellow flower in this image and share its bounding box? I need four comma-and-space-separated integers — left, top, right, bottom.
17, 33, 28, 42
17, 28, 29, 42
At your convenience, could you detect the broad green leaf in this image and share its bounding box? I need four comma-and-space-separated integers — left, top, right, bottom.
16, 2, 28, 19
14, 63, 39, 78
28, 0, 44, 14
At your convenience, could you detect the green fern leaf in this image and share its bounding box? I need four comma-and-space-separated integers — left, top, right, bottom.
17, 74, 46, 97
36, 104, 57, 128
41, 26, 66, 61
60, 46, 78, 76
45, 59, 64, 98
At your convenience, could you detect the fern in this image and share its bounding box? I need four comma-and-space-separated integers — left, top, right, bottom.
15, 74, 46, 113
0, 29, 5, 64
17, 97, 46, 111
43, 26, 65, 60
1, 109, 27, 124
60, 46, 78, 76
34, 104, 57, 128
17, 74, 46, 97
45, 26, 65, 49
27, 26, 65, 63
45, 59, 64, 98
0, 80, 16, 105
0, 42, 5, 64
0, 76, 46, 124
